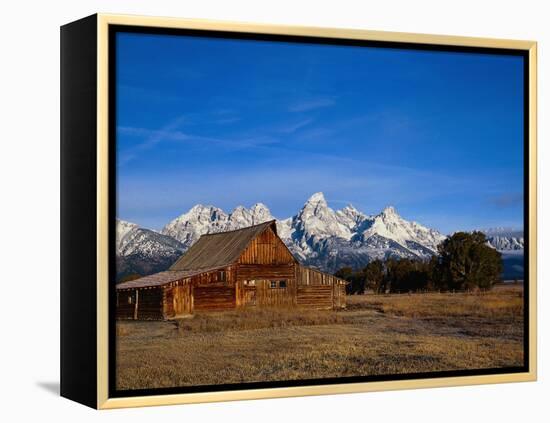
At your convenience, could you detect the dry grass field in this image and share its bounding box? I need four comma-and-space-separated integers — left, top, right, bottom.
116, 284, 524, 390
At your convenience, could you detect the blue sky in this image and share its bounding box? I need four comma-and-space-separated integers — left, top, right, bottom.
116, 32, 524, 234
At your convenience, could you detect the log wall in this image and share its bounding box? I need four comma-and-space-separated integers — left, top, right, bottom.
296, 285, 334, 309
236, 263, 295, 281
193, 284, 236, 312
236, 279, 297, 308
136, 287, 164, 319
116, 290, 135, 319
296, 265, 347, 309
116, 287, 164, 320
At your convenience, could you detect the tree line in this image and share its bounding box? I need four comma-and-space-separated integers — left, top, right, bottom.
336, 231, 503, 294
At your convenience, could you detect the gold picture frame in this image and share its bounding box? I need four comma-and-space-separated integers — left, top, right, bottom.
61, 13, 537, 409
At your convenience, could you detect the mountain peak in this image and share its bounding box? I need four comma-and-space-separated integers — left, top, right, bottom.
381, 205, 398, 217
342, 204, 359, 213
189, 203, 215, 211
305, 192, 327, 205
251, 202, 270, 212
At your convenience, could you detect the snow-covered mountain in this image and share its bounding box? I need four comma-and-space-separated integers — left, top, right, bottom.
116, 193, 525, 280
481, 227, 524, 251
160, 203, 274, 248
475, 227, 525, 280
270, 193, 446, 271
116, 193, 450, 278
116, 219, 186, 279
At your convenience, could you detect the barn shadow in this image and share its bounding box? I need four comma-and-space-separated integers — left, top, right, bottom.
36, 381, 60, 396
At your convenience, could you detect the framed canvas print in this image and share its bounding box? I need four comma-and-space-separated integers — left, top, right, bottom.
60, 14, 537, 409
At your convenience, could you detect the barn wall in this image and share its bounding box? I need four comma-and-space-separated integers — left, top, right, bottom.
193, 283, 236, 312
116, 287, 164, 320
238, 227, 295, 265
296, 285, 334, 309
116, 290, 135, 319
188, 266, 235, 286
256, 279, 296, 307
296, 265, 347, 309
236, 263, 295, 281
236, 278, 297, 308
135, 287, 164, 320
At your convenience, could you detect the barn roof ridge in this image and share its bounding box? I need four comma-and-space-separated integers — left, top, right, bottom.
168, 220, 281, 272
200, 219, 277, 237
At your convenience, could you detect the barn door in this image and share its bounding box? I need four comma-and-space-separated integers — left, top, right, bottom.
173, 285, 191, 316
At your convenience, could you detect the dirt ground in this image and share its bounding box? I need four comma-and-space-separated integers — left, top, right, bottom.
116, 284, 524, 390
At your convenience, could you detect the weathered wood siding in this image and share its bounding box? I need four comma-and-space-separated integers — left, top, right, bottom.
333, 284, 347, 309
193, 284, 236, 312
163, 284, 193, 318
116, 290, 135, 319
137, 288, 164, 319
238, 226, 295, 265
236, 264, 295, 281
296, 285, 334, 309
296, 265, 347, 309
161, 266, 235, 317
236, 279, 297, 308
116, 287, 164, 320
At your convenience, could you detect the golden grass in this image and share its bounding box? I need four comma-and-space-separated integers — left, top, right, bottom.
116, 284, 524, 390
175, 308, 343, 333
348, 285, 524, 319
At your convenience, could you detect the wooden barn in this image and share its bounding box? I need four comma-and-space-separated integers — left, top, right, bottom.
116, 220, 348, 320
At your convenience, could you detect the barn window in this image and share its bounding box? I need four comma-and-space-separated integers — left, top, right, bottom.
269, 280, 287, 288
127, 295, 133, 305
219, 270, 226, 282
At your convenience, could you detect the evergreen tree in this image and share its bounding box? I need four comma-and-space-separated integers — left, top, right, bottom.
436, 231, 502, 291
364, 260, 384, 293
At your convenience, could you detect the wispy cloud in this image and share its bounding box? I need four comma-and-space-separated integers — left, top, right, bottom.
277, 118, 314, 134
489, 192, 523, 207
117, 115, 188, 165
289, 97, 335, 112
118, 122, 282, 167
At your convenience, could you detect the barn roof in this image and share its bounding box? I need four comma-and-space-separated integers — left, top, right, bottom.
116, 270, 201, 290
169, 220, 281, 271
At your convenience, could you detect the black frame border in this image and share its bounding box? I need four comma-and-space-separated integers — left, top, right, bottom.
107, 24, 531, 399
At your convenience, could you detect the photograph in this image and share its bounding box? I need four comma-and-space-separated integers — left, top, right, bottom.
112, 28, 527, 393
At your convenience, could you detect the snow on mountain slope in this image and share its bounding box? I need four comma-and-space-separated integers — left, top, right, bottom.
161, 205, 229, 247
480, 228, 524, 251
291, 192, 355, 243
116, 219, 186, 280
487, 236, 524, 251
116, 219, 185, 258
161, 203, 274, 247
117, 193, 523, 277
357, 206, 446, 255
116, 219, 139, 252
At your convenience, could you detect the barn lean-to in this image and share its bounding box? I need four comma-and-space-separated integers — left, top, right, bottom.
116, 220, 347, 320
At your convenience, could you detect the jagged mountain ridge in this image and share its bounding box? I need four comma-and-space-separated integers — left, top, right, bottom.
117, 193, 447, 277
116, 193, 524, 279
481, 228, 524, 251
116, 219, 186, 279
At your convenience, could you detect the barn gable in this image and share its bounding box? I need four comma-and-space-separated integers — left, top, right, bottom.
238, 223, 295, 265
169, 220, 290, 271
